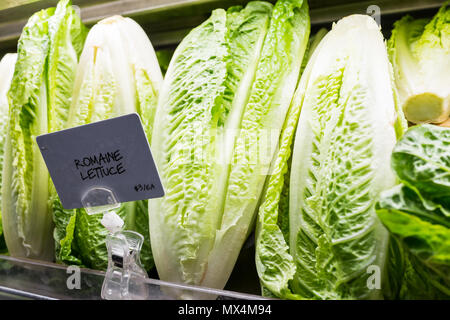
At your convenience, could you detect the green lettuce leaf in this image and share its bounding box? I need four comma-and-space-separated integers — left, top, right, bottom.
255, 72, 305, 300
46, 1, 88, 263
377, 124, 450, 299
255, 17, 325, 300
391, 124, 450, 210
48, 0, 88, 133
1, 0, 86, 261
377, 186, 450, 299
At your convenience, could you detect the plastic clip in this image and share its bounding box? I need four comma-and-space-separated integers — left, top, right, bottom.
81, 186, 149, 300
101, 230, 149, 300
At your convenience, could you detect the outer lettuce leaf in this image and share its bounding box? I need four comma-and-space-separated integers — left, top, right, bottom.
255, 71, 305, 301
54, 15, 161, 271
149, 2, 273, 298
53, 198, 81, 265
0, 53, 17, 254
377, 124, 450, 299
2, 8, 54, 260
387, 3, 450, 124
256, 19, 324, 300
150, 9, 230, 294
289, 15, 398, 299
47, 0, 88, 264
1, 0, 86, 261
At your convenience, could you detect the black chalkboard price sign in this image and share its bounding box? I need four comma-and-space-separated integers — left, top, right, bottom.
37, 113, 164, 209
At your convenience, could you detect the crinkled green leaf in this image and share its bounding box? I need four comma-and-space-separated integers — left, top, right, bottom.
391, 124, 450, 208
377, 124, 450, 299
255, 13, 319, 297
48, 0, 88, 133
57, 209, 82, 266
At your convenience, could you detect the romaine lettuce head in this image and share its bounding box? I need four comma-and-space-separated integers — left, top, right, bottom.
0, 53, 17, 254
53, 15, 162, 270
1, 0, 86, 261
257, 14, 401, 299
388, 3, 450, 124
149, 0, 310, 299
150, 2, 273, 298
377, 124, 450, 299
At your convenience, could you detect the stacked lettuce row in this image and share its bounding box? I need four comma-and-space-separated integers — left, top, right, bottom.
0, 0, 162, 270
254, 2, 449, 300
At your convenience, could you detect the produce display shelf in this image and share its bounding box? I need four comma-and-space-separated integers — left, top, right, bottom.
0, 255, 268, 300
0, 0, 447, 301
0, 0, 445, 55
